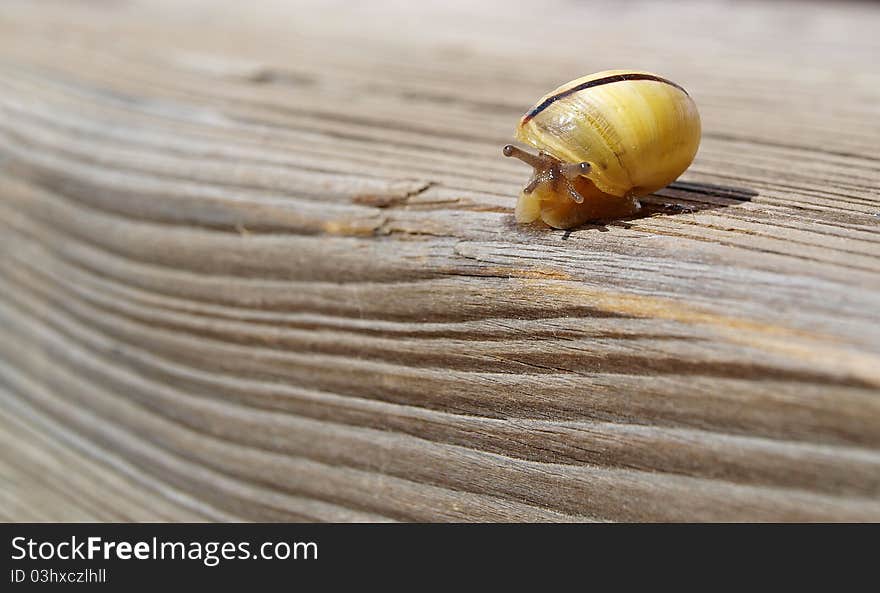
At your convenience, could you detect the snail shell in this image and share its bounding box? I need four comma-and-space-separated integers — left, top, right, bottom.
505, 70, 701, 229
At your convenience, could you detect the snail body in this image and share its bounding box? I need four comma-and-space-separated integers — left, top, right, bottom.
504, 70, 701, 229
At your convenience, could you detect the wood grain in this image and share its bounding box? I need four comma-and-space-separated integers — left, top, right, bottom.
1, 0, 879, 521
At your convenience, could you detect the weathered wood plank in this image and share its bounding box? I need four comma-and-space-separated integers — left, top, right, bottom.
0, 0, 879, 521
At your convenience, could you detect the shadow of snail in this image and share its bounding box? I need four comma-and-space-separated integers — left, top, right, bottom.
504, 180, 758, 237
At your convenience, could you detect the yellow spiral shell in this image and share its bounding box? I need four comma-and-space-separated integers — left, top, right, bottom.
508, 70, 701, 229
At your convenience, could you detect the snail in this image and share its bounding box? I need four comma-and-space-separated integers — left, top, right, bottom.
503, 70, 701, 229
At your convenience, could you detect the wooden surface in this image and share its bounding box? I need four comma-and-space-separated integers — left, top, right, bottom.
1, 0, 879, 522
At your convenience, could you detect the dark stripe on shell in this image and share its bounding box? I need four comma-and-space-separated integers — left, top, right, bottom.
521, 73, 688, 123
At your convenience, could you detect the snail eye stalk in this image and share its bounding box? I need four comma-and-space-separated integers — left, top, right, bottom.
503, 145, 590, 204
